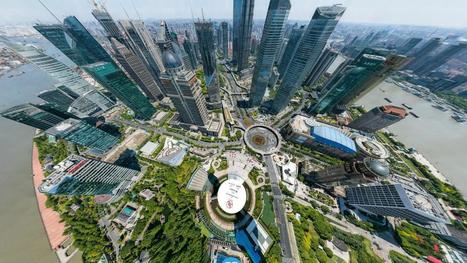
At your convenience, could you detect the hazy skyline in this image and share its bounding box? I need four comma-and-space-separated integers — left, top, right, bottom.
0, 0, 466, 28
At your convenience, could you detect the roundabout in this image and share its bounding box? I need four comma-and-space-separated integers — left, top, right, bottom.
244, 125, 281, 155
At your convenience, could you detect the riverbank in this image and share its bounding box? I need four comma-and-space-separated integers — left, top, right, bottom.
32, 143, 66, 250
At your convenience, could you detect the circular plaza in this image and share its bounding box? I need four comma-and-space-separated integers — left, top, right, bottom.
244, 125, 281, 155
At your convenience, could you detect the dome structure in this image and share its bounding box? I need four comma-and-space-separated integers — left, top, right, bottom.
363, 158, 390, 177
162, 50, 182, 69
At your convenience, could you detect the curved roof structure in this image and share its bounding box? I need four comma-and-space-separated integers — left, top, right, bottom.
363, 158, 390, 177
311, 126, 356, 154
244, 125, 281, 155
217, 178, 246, 214
161, 50, 182, 69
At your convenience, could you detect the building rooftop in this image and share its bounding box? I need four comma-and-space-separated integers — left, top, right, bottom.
381, 105, 408, 118
139, 141, 159, 157
246, 219, 273, 254
217, 178, 246, 215
156, 137, 189, 167
311, 126, 357, 154
363, 158, 390, 177
354, 136, 390, 159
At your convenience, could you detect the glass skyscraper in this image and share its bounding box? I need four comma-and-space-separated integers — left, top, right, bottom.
35, 16, 114, 66
248, 0, 291, 107
1, 103, 69, 130
183, 31, 199, 70
270, 5, 346, 113
38, 89, 74, 111
221, 22, 229, 58
233, 0, 254, 72
91, 4, 125, 42
195, 20, 221, 103
303, 48, 338, 87
277, 24, 304, 78
83, 62, 156, 120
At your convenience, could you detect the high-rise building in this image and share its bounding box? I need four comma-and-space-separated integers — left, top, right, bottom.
110, 38, 163, 100
303, 48, 338, 87
34, 16, 114, 66
348, 105, 407, 133
1, 103, 70, 130
346, 183, 449, 224
159, 49, 209, 127
413, 42, 467, 76
307, 158, 389, 186
119, 20, 165, 80
277, 24, 305, 78
183, 31, 199, 69
37, 89, 74, 112
0, 37, 114, 115
397, 37, 422, 55
248, 0, 291, 107
404, 37, 442, 70
83, 62, 156, 120
221, 22, 229, 58
312, 48, 409, 114
91, 3, 125, 42
46, 118, 118, 154
39, 154, 139, 201
232, 0, 254, 72
195, 20, 221, 104
270, 5, 346, 113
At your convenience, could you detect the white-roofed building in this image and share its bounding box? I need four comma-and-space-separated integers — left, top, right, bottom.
246, 219, 273, 254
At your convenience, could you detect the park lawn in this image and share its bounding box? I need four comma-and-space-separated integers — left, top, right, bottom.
261, 192, 276, 228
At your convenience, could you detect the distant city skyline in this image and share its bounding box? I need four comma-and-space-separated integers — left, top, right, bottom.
0, 0, 466, 28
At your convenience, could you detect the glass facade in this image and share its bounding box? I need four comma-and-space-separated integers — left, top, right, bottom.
83, 62, 156, 120
248, 0, 291, 107
1, 103, 68, 130
277, 24, 305, 78
270, 5, 346, 113
221, 22, 229, 58
232, 0, 254, 72
37, 89, 74, 111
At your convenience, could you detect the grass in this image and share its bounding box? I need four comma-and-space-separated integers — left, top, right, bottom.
260, 192, 275, 228
389, 250, 416, 263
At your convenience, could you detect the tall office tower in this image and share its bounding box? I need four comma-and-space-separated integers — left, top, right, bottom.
216, 26, 223, 50
348, 105, 407, 133
307, 158, 389, 186
39, 154, 139, 201
277, 24, 305, 78
403, 37, 442, 69
232, 0, 255, 72
311, 51, 387, 114
413, 42, 467, 76
159, 49, 209, 126
397, 37, 422, 55
346, 183, 449, 224
119, 20, 165, 80
183, 31, 199, 69
110, 38, 163, 100
270, 5, 346, 113
45, 119, 118, 154
275, 37, 288, 64
221, 22, 229, 58
83, 62, 156, 120
38, 89, 74, 111
195, 20, 221, 104
250, 36, 258, 56
313, 48, 409, 114
91, 2, 125, 43
248, 0, 291, 107
1, 103, 69, 130
303, 48, 338, 87
35, 16, 114, 66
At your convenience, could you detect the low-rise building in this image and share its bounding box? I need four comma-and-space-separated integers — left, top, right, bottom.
156, 137, 189, 167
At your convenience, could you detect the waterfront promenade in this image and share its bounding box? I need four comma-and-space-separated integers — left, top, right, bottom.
32, 143, 66, 250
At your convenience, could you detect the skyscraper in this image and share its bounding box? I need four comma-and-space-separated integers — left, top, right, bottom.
270, 5, 346, 113
277, 24, 305, 78
195, 20, 221, 104
221, 22, 229, 58
404, 37, 442, 70
232, 0, 254, 72
183, 31, 199, 69
91, 3, 125, 42
413, 42, 467, 76
45, 118, 118, 154
159, 49, 209, 127
38, 89, 75, 111
35, 16, 114, 66
248, 0, 291, 107
397, 37, 422, 55
83, 62, 156, 120
312, 48, 409, 114
1, 103, 69, 130
348, 105, 408, 133
119, 20, 165, 80
110, 38, 163, 100
311, 52, 387, 114
303, 48, 338, 87
39, 154, 139, 200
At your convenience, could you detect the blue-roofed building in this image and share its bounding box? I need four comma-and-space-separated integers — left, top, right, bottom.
235, 230, 262, 263
282, 115, 357, 159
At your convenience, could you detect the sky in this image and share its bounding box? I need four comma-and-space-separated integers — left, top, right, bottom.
0, 0, 466, 28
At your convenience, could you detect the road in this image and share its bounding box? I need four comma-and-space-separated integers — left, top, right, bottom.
264, 155, 295, 263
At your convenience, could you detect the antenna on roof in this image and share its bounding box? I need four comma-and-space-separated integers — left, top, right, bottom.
131, 0, 142, 20
37, 0, 61, 24
201, 8, 205, 21
189, 0, 195, 22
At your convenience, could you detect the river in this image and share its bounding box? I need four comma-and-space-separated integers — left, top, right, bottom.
357, 81, 467, 197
